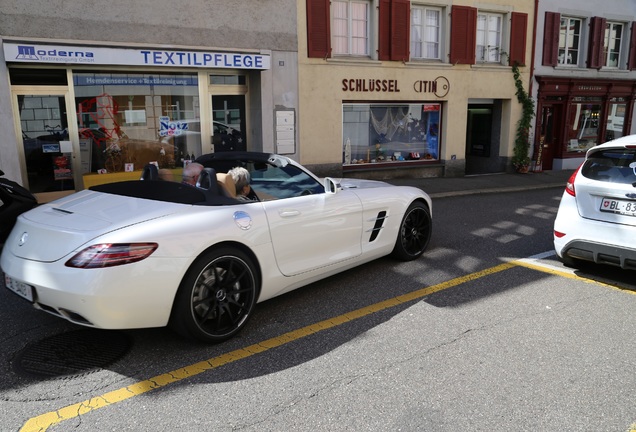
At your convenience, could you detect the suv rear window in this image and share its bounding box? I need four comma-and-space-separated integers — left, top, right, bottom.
581, 149, 636, 184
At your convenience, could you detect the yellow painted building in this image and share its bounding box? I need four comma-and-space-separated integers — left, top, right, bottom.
297, 0, 535, 178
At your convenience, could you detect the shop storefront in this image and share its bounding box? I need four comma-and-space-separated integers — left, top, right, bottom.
339, 78, 447, 173
2, 42, 270, 202
534, 76, 636, 170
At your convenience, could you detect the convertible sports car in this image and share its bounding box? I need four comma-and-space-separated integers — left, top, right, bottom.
1, 152, 432, 342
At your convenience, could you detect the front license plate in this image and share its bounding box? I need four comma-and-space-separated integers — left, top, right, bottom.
4, 274, 34, 302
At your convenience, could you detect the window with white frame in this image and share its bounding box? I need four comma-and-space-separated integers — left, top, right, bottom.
332, 0, 370, 56
411, 6, 441, 60
558, 16, 581, 65
603, 21, 623, 68
476, 12, 503, 62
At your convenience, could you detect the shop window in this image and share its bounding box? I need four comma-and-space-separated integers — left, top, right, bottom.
605, 103, 626, 141
74, 72, 200, 178
558, 16, 581, 66
567, 101, 601, 153
603, 22, 623, 68
411, 6, 441, 60
476, 12, 502, 63
343, 103, 440, 165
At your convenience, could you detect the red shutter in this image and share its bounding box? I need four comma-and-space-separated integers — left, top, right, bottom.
587, 16, 606, 69
542, 11, 559, 66
509, 12, 528, 66
390, 0, 410, 61
307, 0, 331, 58
628, 22, 636, 70
450, 5, 477, 64
378, 0, 391, 60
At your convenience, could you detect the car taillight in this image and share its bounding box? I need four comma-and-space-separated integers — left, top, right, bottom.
564, 165, 582, 197
65, 243, 158, 269
554, 230, 566, 238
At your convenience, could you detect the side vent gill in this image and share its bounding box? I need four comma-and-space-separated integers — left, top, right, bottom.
368, 211, 387, 242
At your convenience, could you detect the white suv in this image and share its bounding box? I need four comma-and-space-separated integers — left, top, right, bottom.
554, 135, 636, 269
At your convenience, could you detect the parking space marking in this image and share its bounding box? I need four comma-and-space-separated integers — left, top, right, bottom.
515, 257, 636, 295
21, 256, 633, 432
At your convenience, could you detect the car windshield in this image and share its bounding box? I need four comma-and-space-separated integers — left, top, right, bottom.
247, 162, 324, 199
582, 149, 636, 184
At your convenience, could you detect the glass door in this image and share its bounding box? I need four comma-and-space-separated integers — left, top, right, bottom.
208, 73, 248, 153
12, 89, 76, 203
211, 94, 247, 152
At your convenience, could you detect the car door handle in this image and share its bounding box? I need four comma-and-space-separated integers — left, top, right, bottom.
279, 209, 300, 218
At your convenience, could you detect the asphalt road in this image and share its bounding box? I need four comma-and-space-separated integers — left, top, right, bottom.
1, 187, 636, 432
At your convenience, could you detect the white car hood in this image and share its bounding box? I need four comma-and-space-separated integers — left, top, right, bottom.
5, 190, 183, 262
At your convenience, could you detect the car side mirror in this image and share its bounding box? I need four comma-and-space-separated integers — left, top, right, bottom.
323, 177, 341, 194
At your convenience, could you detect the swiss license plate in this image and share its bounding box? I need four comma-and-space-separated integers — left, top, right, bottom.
4, 274, 34, 302
600, 197, 636, 216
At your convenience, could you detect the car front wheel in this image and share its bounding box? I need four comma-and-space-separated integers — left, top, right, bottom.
170, 247, 258, 343
391, 201, 432, 261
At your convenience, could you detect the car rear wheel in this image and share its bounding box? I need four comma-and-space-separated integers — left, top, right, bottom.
391, 201, 432, 261
170, 247, 258, 343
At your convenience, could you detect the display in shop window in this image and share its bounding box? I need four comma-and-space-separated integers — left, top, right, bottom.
74, 73, 205, 180
343, 103, 440, 165
567, 102, 601, 152
53, 155, 72, 181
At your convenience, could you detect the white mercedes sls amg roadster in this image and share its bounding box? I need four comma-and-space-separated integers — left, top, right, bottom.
1, 152, 432, 342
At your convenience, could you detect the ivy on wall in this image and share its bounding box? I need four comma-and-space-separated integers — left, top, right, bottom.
511, 62, 535, 170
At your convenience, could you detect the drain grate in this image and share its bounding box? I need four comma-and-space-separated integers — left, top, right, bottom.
14, 329, 131, 378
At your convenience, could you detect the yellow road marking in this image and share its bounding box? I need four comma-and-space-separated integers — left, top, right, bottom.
19, 259, 632, 431
515, 259, 636, 295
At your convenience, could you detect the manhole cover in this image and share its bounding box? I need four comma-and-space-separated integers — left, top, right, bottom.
14, 329, 131, 378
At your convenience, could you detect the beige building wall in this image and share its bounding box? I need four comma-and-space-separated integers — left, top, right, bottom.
297, 0, 534, 177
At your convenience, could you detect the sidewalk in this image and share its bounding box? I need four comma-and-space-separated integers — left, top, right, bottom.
386, 169, 574, 198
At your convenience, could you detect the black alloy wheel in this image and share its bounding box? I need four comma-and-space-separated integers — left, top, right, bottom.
391, 201, 432, 261
171, 247, 258, 343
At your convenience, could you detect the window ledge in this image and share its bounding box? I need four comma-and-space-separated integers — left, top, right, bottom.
470, 63, 512, 71
327, 57, 382, 66
599, 68, 631, 74
404, 60, 452, 69
553, 65, 588, 70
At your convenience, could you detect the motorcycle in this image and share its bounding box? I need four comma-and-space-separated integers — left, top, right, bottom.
0, 169, 38, 244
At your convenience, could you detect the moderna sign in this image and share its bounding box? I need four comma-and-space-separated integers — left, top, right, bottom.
3, 43, 271, 70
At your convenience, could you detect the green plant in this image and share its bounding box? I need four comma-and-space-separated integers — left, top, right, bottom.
511, 62, 535, 169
